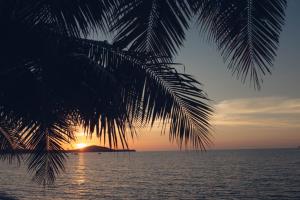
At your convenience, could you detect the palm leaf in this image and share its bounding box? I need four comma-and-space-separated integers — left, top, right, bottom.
14, 0, 113, 37
19, 115, 75, 185
81, 40, 213, 149
141, 63, 213, 148
111, 0, 191, 57
0, 113, 25, 163
1, 0, 287, 184
190, 0, 287, 88
0, 122, 22, 163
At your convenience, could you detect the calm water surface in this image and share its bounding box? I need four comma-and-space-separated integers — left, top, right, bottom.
0, 149, 299, 199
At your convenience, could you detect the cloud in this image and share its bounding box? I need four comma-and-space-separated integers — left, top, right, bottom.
213, 97, 300, 128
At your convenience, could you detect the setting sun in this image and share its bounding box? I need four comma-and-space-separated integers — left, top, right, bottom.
75, 143, 88, 149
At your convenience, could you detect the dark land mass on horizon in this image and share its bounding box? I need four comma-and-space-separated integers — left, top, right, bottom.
67, 145, 136, 153
0, 145, 136, 154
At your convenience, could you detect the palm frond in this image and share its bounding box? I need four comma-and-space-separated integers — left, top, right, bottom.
14, 0, 113, 37
190, 0, 287, 89
0, 125, 22, 163
111, 0, 191, 57
141, 62, 213, 149
59, 53, 134, 149
0, 0, 289, 186
0, 115, 25, 163
81, 40, 213, 149
20, 115, 75, 185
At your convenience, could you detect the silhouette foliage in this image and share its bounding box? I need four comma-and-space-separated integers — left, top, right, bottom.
0, 0, 286, 184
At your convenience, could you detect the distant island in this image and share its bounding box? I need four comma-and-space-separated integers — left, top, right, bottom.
66, 145, 136, 153
0, 145, 136, 154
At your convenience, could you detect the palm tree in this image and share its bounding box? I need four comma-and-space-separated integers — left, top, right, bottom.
0, 0, 286, 184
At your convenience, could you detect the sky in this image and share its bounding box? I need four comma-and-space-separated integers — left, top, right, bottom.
74, 0, 300, 151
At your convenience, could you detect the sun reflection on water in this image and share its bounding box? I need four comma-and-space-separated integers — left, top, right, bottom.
74, 153, 86, 186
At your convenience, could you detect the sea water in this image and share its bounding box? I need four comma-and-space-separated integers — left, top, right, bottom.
0, 149, 299, 199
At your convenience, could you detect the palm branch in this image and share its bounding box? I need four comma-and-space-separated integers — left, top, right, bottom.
0, 0, 287, 184
112, 0, 287, 88
111, 0, 191, 57
0, 119, 24, 163
189, 0, 287, 88
0, 21, 212, 183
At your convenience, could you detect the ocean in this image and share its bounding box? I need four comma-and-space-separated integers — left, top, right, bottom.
0, 149, 299, 200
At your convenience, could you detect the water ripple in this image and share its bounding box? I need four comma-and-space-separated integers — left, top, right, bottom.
0, 149, 299, 199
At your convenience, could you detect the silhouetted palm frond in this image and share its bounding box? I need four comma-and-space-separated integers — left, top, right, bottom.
14, 0, 113, 37
81, 40, 213, 148
189, 0, 287, 89
0, 106, 26, 163
0, 0, 288, 185
111, 0, 191, 57
0, 119, 23, 163
19, 115, 74, 185
0, 31, 212, 182
141, 62, 213, 148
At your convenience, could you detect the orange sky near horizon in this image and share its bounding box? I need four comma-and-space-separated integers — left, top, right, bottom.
67, 97, 300, 151
67, 125, 300, 151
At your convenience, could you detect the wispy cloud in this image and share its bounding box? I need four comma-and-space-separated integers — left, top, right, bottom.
213, 97, 300, 128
